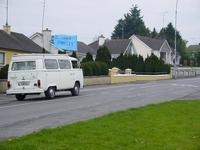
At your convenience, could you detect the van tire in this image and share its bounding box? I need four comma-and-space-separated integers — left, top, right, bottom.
15, 94, 26, 101
71, 82, 80, 96
45, 87, 55, 99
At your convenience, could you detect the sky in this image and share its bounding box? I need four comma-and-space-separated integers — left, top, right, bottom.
0, 0, 199, 46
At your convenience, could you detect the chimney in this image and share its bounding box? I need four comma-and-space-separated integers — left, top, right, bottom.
3, 23, 11, 34
42, 28, 51, 52
98, 34, 106, 46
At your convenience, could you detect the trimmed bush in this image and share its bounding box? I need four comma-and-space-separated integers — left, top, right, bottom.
81, 62, 108, 76
112, 53, 171, 74
81, 52, 94, 63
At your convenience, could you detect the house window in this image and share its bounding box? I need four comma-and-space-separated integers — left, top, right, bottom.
0, 52, 5, 65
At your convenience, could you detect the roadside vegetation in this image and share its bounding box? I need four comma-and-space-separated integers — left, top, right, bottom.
1, 100, 200, 150
80, 47, 171, 76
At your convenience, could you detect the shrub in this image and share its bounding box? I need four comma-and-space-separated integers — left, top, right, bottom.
95, 46, 111, 67
81, 63, 93, 76
112, 53, 171, 74
81, 52, 93, 63
81, 62, 108, 76
0, 65, 9, 79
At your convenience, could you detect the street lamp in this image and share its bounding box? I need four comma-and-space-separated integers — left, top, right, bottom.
174, 0, 179, 78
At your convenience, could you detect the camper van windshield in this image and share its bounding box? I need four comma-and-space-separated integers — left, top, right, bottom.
12, 61, 36, 71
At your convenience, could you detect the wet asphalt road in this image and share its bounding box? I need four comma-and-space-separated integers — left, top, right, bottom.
0, 77, 200, 140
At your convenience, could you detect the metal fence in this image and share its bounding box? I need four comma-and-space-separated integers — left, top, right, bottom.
171, 67, 200, 78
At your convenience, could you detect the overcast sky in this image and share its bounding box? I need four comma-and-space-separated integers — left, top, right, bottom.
0, 0, 199, 46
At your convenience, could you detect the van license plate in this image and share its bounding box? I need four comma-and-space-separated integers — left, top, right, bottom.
18, 81, 30, 86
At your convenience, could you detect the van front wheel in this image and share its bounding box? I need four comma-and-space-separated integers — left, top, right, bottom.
15, 94, 26, 101
45, 87, 55, 99
71, 82, 80, 96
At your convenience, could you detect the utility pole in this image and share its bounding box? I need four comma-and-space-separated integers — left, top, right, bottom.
42, 0, 46, 53
174, 0, 179, 78
6, 0, 8, 25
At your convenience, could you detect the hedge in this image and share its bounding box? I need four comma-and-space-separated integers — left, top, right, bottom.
0, 65, 9, 79
81, 61, 108, 76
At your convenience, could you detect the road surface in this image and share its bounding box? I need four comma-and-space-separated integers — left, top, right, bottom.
0, 77, 200, 140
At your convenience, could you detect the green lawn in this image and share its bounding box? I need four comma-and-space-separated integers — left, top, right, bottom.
1, 100, 200, 150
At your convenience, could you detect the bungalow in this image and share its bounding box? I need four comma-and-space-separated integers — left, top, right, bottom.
0, 25, 43, 69
89, 35, 131, 59
88, 35, 173, 65
30, 28, 60, 54
30, 29, 94, 60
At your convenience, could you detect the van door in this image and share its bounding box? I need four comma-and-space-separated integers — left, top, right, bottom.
10, 61, 38, 91
44, 59, 61, 90
58, 59, 74, 89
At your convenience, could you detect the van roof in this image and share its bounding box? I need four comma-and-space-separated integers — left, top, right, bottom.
12, 53, 78, 61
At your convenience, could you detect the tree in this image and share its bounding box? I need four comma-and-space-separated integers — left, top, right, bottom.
81, 52, 93, 63
111, 5, 150, 39
150, 28, 158, 38
195, 51, 200, 66
95, 46, 111, 66
71, 51, 77, 58
158, 23, 186, 57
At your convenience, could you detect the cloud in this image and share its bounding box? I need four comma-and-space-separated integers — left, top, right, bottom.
0, 0, 199, 45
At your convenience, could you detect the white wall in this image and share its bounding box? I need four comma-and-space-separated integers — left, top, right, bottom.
130, 36, 152, 59
31, 34, 58, 54
160, 41, 172, 64
153, 51, 160, 58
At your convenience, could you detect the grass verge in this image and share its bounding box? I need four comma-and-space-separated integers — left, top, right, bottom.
0, 100, 200, 150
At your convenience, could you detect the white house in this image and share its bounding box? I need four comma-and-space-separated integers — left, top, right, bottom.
129, 35, 172, 64
30, 28, 60, 54
89, 35, 173, 65
30, 29, 94, 61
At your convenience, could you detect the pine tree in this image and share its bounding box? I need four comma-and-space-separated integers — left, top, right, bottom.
151, 28, 158, 38
95, 46, 111, 66
111, 5, 150, 39
81, 52, 94, 63
158, 23, 186, 57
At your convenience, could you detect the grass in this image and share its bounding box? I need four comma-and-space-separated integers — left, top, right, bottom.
1, 100, 200, 150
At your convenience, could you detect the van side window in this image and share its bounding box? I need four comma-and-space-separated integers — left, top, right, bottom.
58, 59, 71, 69
12, 61, 36, 71
44, 59, 58, 69
72, 61, 79, 69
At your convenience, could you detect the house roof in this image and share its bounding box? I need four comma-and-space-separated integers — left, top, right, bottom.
188, 45, 200, 51
0, 30, 43, 53
135, 35, 165, 50
89, 39, 131, 54
77, 41, 96, 55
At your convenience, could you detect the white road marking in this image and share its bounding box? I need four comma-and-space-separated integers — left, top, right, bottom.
171, 83, 199, 88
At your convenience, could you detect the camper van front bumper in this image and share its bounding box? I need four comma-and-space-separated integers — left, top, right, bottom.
7, 89, 44, 95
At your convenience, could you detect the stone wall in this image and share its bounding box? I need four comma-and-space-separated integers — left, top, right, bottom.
84, 76, 110, 86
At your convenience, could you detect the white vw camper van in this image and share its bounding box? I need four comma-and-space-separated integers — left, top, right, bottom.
7, 54, 83, 100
